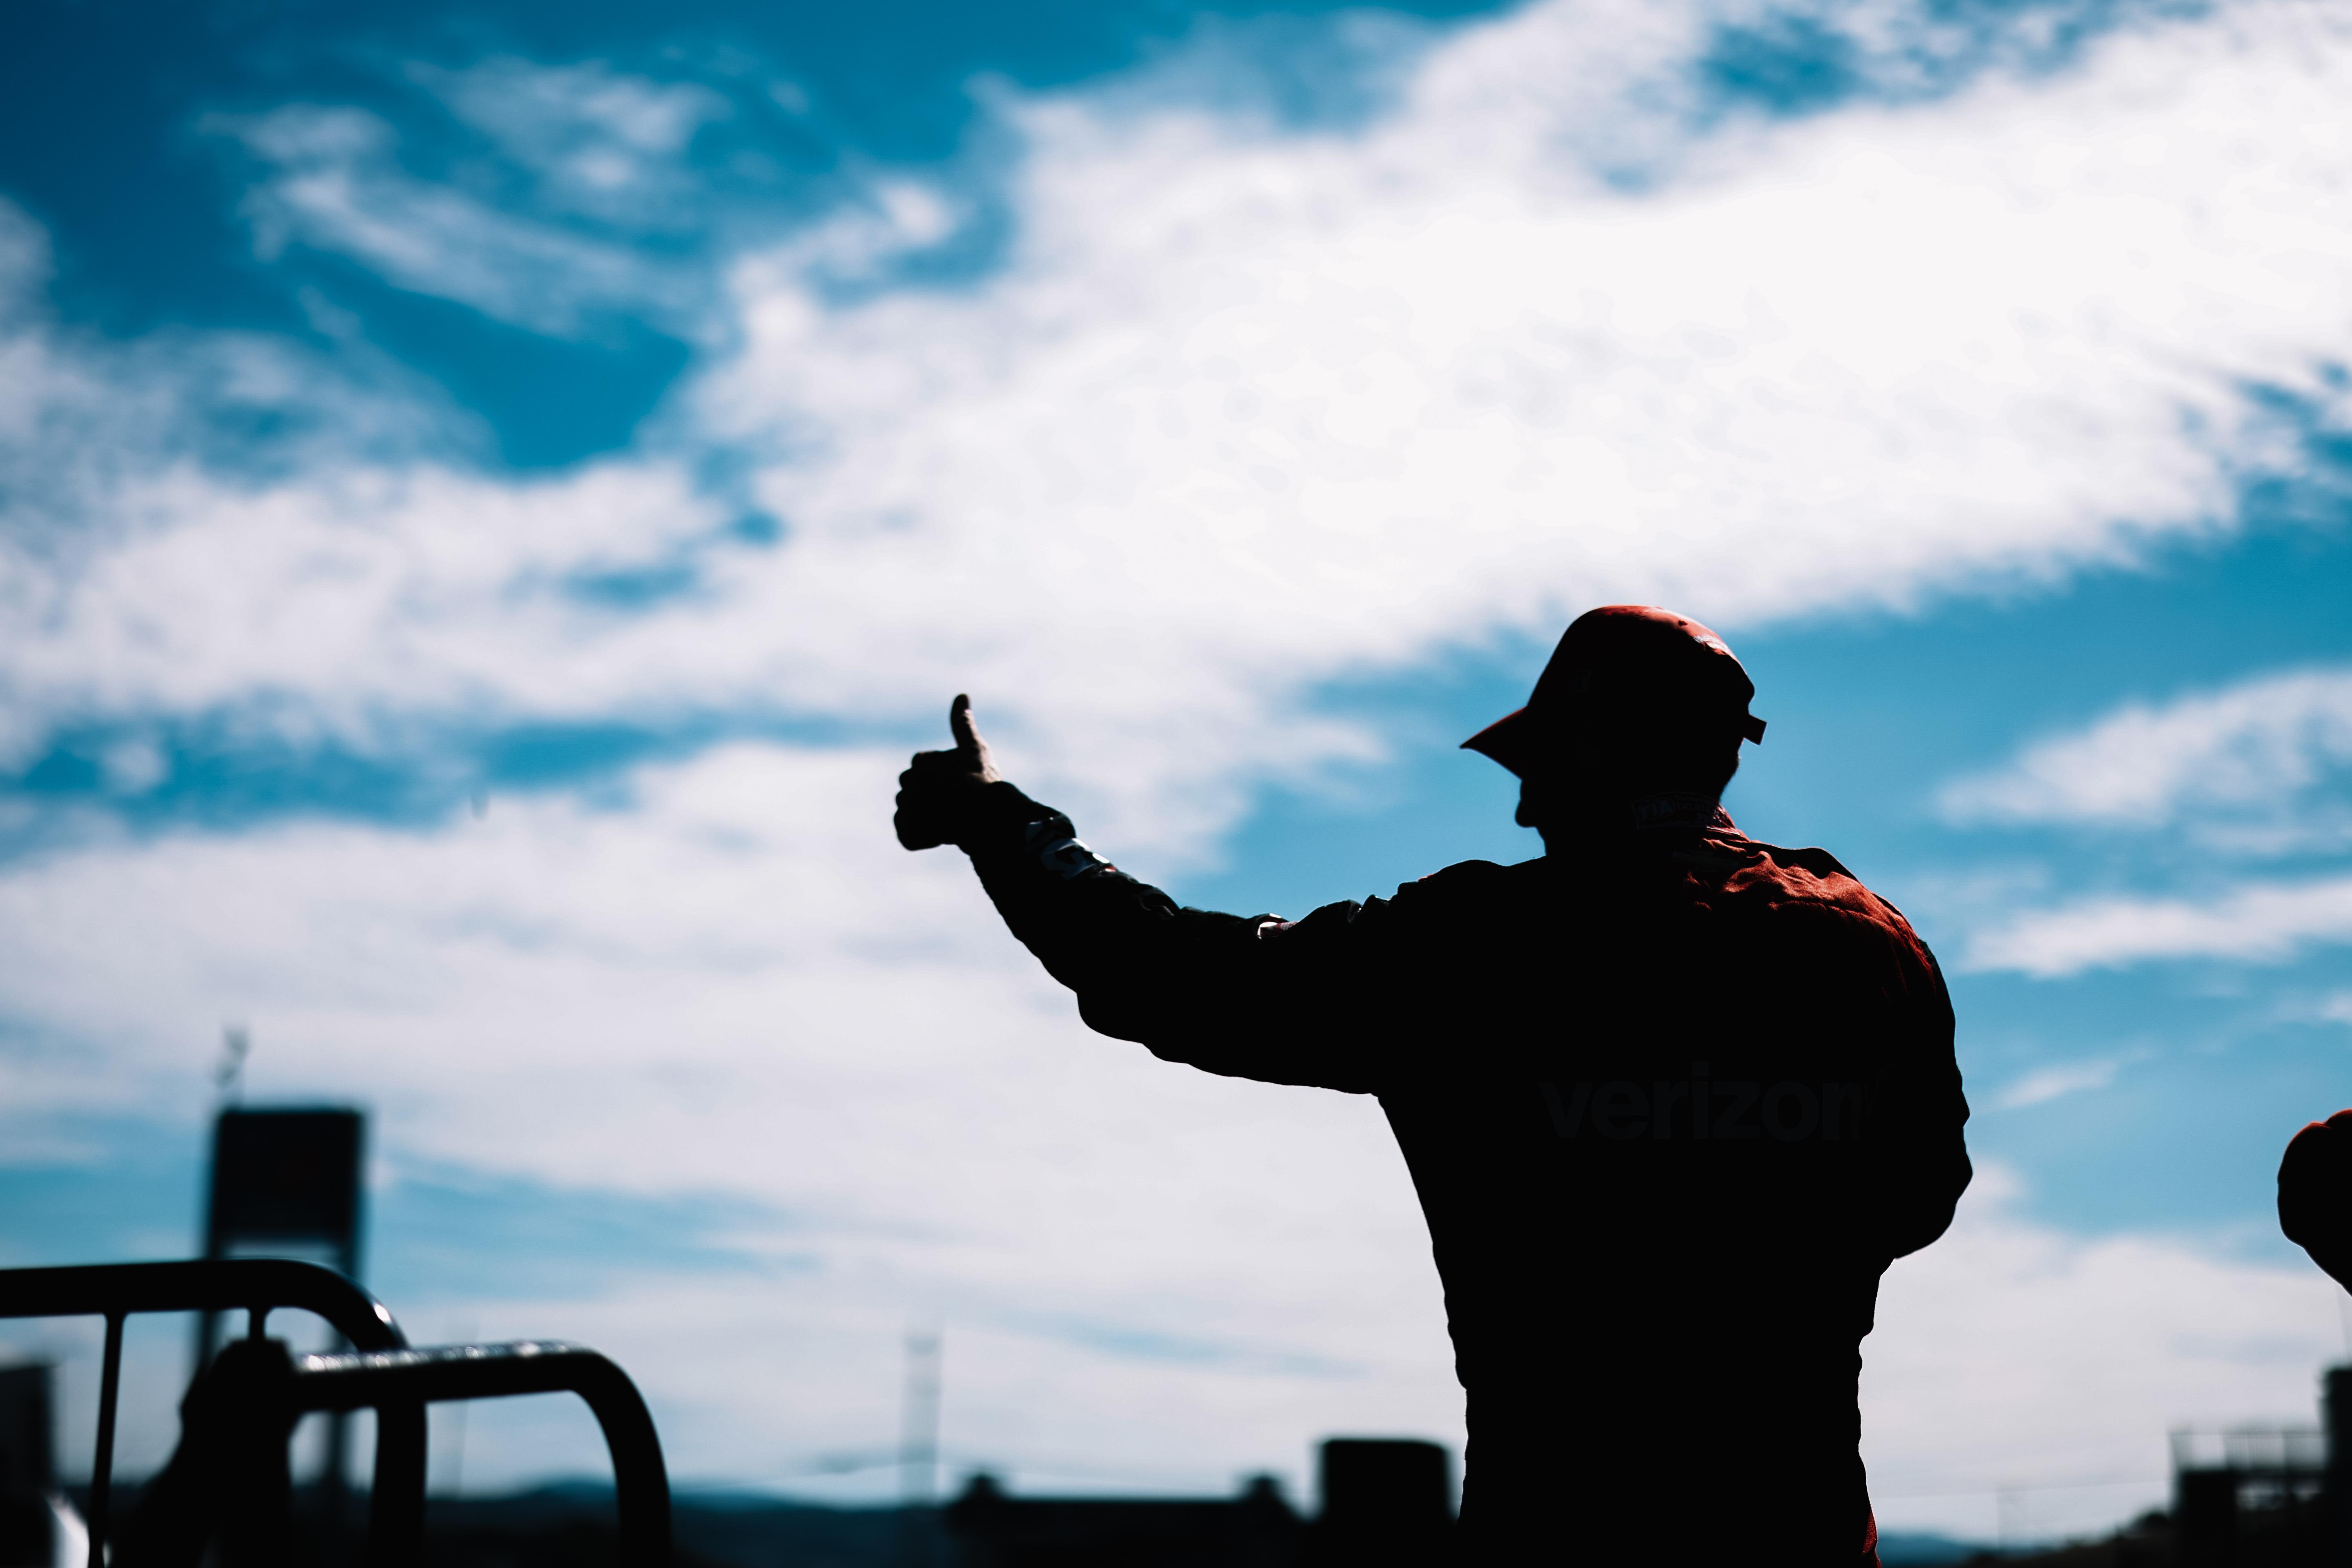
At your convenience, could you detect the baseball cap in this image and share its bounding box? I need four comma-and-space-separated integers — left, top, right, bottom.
1461, 605, 1767, 778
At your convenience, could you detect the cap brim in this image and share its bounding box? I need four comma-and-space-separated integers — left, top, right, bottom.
1466, 706, 1767, 774
1460, 707, 1536, 778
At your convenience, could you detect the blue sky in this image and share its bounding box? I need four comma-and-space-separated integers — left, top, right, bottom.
3, 0, 2352, 1543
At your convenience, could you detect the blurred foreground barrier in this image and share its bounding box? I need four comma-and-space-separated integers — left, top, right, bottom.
288, 1340, 669, 1567
0, 1259, 670, 1568
0, 1259, 420, 1567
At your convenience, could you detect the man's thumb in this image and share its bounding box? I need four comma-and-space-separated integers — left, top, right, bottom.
950, 694, 984, 756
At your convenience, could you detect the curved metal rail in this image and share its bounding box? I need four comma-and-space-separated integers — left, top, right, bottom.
0, 1259, 426, 1566
0, 1259, 403, 1342
291, 1341, 671, 1566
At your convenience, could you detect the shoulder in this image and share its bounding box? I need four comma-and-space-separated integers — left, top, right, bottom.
1389, 856, 1528, 907
1259, 858, 1523, 950
1335, 856, 1545, 936
1278, 857, 1524, 929
1719, 835, 1864, 903
1715, 834, 1935, 960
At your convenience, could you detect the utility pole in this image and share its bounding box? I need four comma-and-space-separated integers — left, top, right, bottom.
215, 1025, 249, 1105
895, 1330, 943, 1568
193, 1104, 367, 1561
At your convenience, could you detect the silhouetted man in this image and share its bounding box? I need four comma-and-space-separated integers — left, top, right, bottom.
896, 606, 1972, 1564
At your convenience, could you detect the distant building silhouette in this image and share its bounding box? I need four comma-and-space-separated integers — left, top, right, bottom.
194, 1106, 367, 1367
2165, 1368, 2341, 1566
1303, 1440, 1450, 1568
194, 1105, 369, 1533
0, 1363, 59, 1568
945, 1438, 1451, 1568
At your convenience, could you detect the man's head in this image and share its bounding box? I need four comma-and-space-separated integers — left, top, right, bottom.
1463, 606, 1765, 830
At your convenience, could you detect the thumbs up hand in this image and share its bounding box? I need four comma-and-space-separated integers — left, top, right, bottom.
896, 695, 1006, 850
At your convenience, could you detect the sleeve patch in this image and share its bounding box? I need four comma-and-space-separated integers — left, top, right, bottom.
1022, 819, 1113, 881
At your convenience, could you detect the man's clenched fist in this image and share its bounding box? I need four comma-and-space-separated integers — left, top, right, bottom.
895, 694, 1004, 851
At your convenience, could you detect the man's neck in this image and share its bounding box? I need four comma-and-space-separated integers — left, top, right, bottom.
1627, 791, 1727, 831
1534, 790, 1732, 855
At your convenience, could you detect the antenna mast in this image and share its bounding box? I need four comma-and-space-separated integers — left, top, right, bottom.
896, 1328, 943, 1568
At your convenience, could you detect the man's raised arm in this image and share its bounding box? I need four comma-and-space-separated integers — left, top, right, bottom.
895, 697, 1396, 1092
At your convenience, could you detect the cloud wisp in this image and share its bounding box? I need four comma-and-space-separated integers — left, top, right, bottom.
413, 57, 731, 229
1995, 1055, 2131, 1110
212, 105, 695, 338
1945, 661, 2352, 976
1967, 872, 2352, 977
1943, 666, 2352, 842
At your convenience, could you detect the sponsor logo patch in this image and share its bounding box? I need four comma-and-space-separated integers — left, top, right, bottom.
1538, 1069, 1864, 1142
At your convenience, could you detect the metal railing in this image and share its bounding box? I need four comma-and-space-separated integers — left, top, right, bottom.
0, 1259, 423, 1566
0, 1259, 671, 1567
290, 1341, 669, 1564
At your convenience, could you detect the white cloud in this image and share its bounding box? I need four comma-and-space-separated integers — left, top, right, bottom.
1942, 667, 2352, 837
210, 105, 689, 335
0, 454, 734, 766
412, 58, 731, 228
96, 736, 168, 794
1995, 1055, 2127, 1110
1966, 872, 2352, 976
428, 58, 724, 161
8, 0, 2325, 853
711, 0, 2352, 657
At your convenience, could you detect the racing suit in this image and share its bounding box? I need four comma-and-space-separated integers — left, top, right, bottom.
955, 781, 1971, 1564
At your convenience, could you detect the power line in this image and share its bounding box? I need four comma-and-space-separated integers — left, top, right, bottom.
1872, 1475, 2163, 1501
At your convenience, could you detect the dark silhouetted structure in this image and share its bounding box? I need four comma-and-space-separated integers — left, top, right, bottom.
1305, 1439, 1449, 1568
195, 1108, 367, 1367
898, 607, 1974, 1565
898, 1331, 945, 1568
947, 1473, 1298, 1568
0, 1363, 59, 1568
2170, 1422, 2326, 1567
194, 1105, 367, 1532
946, 1437, 1450, 1568
0, 1257, 672, 1567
